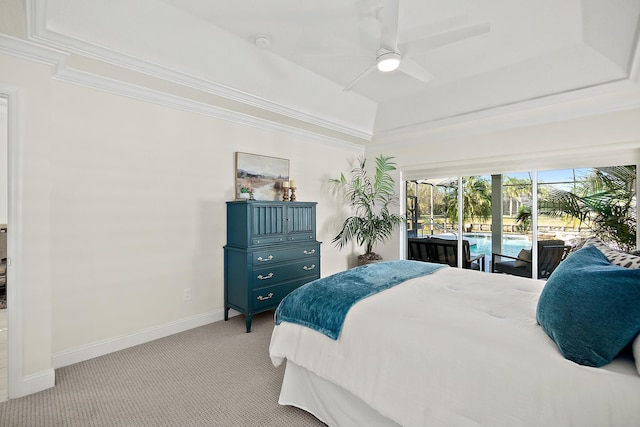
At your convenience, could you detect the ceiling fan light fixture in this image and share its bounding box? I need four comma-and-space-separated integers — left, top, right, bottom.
377, 51, 401, 72
255, 35, 271, 48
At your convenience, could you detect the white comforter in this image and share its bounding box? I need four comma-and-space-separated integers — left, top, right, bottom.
269, 267, 640, 427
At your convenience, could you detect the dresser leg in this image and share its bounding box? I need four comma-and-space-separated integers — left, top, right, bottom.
224, 306, 229, 321
245, 315, 252, 333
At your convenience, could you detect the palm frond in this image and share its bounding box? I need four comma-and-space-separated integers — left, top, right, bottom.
535, 165, 636, 250
330, 155, 404, 255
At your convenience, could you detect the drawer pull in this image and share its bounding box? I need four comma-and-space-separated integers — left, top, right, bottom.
303, 249, 316, 255
257, 293, 274, 301
257, 273, 274, 280
257, 255, 274, 262
303, 264, 316, 271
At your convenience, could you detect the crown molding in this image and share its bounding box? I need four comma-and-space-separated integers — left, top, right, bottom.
22, 0, 371, 145
0, 33, 366, 152
630, 23, 640, 84
54, 63, 367, 152
14, 0, 640, 151
370, 78, 640, 151
400, 139, 640, 182
0, 31, 67, 67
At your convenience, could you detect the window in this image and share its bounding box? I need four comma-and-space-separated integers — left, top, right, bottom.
407, 165, 637, 274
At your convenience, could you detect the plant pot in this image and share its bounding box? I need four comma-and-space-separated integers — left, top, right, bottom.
357, 253, 383, 266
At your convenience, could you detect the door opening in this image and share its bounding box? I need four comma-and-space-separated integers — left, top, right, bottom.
0, 95, 8, 402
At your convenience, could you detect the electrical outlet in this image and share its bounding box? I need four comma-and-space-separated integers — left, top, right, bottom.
183, 288, 192, 301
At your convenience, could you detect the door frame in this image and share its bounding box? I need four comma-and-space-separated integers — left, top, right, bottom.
1, 85, 24, 399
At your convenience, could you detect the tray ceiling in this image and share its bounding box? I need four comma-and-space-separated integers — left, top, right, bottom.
28, 0, 640, 143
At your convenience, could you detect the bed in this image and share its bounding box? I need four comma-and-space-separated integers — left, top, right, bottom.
269, 245, 640, 427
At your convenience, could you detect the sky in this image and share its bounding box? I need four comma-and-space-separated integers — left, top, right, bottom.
505, 168, 591, 184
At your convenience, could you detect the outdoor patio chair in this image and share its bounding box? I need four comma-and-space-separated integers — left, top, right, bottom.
408, 237, 485, 271
491, 239, 571, 279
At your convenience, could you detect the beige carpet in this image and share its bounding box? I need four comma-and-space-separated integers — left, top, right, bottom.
0, 311, 326, 427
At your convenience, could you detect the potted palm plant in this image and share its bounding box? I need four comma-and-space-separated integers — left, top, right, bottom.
330, 155, 405, 264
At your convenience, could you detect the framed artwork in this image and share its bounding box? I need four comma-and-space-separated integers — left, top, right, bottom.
235, 152, 290, 201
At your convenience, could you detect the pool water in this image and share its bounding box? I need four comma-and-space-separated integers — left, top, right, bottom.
467, 234, 530, 259
427, 233, 532, 270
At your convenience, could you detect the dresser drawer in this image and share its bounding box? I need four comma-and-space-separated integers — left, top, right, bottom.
252, 278, 313, 311
252, 244, 319, 267
252, 258, 319, 288
250, 235, 286, 246
251, 234, 316, 246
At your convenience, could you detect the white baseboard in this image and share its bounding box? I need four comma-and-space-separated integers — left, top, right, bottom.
11, 368, 55, 398
52, 309, 227, 369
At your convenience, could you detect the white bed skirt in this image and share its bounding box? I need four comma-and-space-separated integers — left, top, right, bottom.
271, 267, 640, 426
279, 361, 400, 427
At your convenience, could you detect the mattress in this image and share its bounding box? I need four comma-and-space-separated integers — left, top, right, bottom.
270, 266, 640, 427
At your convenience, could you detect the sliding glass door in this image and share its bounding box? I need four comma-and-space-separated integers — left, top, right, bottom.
407, 164, 637, 275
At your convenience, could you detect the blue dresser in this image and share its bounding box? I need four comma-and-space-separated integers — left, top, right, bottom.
224, 200, 321, 332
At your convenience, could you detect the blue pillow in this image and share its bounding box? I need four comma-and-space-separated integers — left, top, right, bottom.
536, 245, 640, 367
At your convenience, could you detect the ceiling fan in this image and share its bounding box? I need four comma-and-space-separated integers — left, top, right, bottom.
344, 0, 490, 90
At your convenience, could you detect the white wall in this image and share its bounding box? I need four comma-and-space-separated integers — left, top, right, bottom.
0, 50, 363, 394
48, 80, 363, 353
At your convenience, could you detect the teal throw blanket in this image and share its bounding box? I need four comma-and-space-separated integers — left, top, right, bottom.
275, 260, 446, 340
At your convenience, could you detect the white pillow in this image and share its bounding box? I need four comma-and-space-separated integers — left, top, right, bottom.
583, 237, 640, 269
514, 249, 531, 267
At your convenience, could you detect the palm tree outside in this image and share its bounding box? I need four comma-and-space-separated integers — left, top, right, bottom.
516, 165, 636, 251
442, 176, 492, 230
503, 176, 531, 217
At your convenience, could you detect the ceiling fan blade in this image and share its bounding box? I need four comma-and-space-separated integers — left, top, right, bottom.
300, 51, 372, 59
401, 22, 491, 57
379, 0, 400, 51
398, 58, 434, 84
400, 14, 470, 43
343, 63, 377, 91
